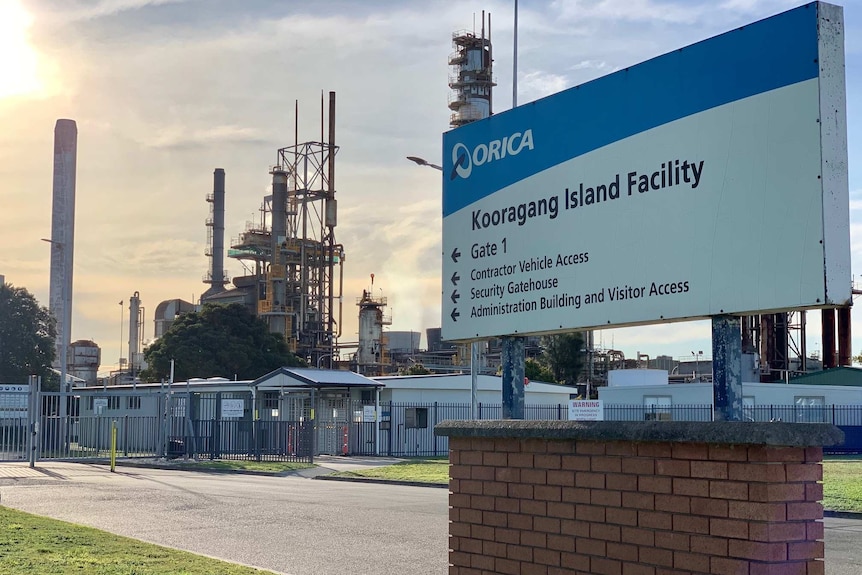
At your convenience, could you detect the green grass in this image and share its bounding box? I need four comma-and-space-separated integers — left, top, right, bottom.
0, 506, 276, 574
0, 456, 859, 574
823, 456, 862, 513
332, 458, 449, 484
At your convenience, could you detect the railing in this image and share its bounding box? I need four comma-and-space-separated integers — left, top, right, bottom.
604, 404, 714, 422
8, 386, 862, 463
603, 404, 862, 426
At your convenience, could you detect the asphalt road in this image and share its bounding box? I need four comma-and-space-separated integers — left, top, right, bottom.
0, 461, 449, 575
1, 461, 860, 575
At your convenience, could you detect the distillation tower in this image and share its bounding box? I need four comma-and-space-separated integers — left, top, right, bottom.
354, 285, 391, 376
445, 13, 497, 373
229, 92, 344, 367
448, 12, 496, 128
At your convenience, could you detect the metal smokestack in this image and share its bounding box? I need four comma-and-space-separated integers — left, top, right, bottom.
202, 168, 228, 299
212, 169, 226, 294
269, 169, 289, 335
49, 119, 77, 378
129, 291, 141, 377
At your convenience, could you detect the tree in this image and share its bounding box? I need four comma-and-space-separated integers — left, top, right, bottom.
401, 363, 432, 375
525, 358, 556, 383
0, 283, 56, 386
540, 332, 585, 385
140, 303, 305, 382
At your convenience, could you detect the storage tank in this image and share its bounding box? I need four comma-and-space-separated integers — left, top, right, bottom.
387, 331, 421, 353
69, 339, 100, 386
154, 298, 196, 338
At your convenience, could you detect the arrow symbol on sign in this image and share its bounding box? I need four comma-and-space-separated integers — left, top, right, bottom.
451, 291, 460, 304
450, 308, 460, 322
451, 271, 460, 286
451, 248, 461, 263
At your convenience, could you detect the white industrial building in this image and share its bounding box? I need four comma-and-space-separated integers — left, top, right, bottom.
599, 368, 862, 426
375, 373, 574, 404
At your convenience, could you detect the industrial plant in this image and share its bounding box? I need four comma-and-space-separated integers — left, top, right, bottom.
44, 14, 855, 392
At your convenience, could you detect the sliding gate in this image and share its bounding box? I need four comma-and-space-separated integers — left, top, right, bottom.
1, 383, 313, 464
165, 392, 314, 462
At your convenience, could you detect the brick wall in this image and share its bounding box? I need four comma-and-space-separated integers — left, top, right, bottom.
446, 434, 828, 575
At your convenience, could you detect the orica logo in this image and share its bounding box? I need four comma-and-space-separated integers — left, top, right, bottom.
450, 129, 534, 180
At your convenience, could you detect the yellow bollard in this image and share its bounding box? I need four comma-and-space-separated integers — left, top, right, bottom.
110, 420, 117, 472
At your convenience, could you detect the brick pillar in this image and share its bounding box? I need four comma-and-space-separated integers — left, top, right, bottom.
436, 421, 842, 575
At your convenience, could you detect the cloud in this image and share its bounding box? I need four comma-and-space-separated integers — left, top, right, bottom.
600, 321, 712, 356
570, 60, 615, 73
549, 0, 707, 25
143, 125, 270, 150
519, 71, 570, 102
36, 0, 190, 23
6, 0, 862, 371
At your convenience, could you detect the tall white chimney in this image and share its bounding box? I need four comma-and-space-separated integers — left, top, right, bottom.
49, 119, 77, 373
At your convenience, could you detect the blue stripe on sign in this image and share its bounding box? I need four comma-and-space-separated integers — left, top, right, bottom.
442, 2, 821, 217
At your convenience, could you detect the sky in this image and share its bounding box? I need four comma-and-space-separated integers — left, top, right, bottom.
1, 0, 862, 375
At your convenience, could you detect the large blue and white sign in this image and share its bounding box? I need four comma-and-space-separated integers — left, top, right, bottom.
442, 2, 850, 341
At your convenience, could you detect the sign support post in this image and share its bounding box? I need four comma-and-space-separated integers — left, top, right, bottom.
712, 315, 742, 421
470, 342, 479, 419
501, 336, 525, 419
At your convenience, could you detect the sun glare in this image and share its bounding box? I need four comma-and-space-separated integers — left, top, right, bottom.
0, 1, 43, 100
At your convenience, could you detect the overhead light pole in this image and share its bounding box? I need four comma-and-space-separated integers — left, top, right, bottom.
513, 0, 518, 108
692, 350, 703, 380
406, 156, 443, 171
407, 156, 480, 419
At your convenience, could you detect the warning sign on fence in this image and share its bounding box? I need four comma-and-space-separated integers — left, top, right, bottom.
568, 400, 603, 421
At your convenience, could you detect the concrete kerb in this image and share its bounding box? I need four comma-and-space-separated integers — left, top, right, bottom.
90, 459, 289, 476
313, 475, 449, 488
309, 455, 449, 487
87, 455, 427, 482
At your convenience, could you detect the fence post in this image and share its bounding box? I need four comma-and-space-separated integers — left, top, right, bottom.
110, 420, 117, 472
254, 418, 261, 462
214, 391, 221, 461
159, 389, 167, 458
96, 415, 102, 457
28, 375, 39, 468
387, 401, 393, 457
211, 418, 218, 460
434, 402, 438, 456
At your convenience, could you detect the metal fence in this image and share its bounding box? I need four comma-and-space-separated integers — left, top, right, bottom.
6, 380, 862, 462
364, 401, 572, 457
604, 404, 715, 422
603, 404, 862, 426
1, 386, 315, 464
601, 404, 862, 453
